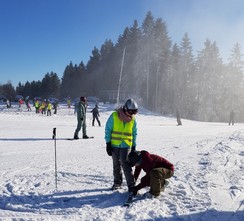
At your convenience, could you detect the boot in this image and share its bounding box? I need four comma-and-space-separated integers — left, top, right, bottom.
111, 183, 122, 190
74, 133, 79, 139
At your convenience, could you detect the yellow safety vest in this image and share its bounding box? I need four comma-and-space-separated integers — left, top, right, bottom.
47, 103, 52, 110
35, 101, 39, 108
111, 112, 135, 147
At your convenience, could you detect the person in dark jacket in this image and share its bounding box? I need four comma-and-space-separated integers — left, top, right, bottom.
176, 109, 182, 126
53, 101, 59, 114
91, 104, 101, 126
128, 150, 174, 198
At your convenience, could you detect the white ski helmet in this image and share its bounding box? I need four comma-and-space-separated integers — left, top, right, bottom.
123, 98, 138, 113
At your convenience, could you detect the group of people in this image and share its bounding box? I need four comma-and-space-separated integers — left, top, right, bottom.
72, 96, 237, 198
16, 97, 31, 111
73, 96, 174, 198
5, 97, 59, 116
34, 99, 57, 116
104, 98, 174, 198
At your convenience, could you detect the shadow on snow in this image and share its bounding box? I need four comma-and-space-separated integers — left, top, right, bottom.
0, 189, 243, 220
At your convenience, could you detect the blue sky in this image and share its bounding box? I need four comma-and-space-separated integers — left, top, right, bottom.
1, 0, 244, 87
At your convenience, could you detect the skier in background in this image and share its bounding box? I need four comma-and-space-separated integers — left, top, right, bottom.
67, 97, 71, 108
6, 99, 11, 108
34, 99, 39, 113
18, 98, 24, 111
91, 104, 101, 126
47, 100, 52, 116
229, 110, 235, 125
25, 96, 31, 111
176, 109, 182, 126
41, 99, 47, 114
53, 101, 58, 114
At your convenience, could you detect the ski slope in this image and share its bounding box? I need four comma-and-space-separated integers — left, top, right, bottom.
0, 103, 243, 221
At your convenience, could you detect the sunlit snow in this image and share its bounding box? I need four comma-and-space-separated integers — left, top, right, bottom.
0, 102, 243, 221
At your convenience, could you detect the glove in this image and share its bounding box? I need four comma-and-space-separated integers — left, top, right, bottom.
130, 186, 138, 196
80, 117, 83, 121
131, 146, 136, 151
106, 142, 112, 156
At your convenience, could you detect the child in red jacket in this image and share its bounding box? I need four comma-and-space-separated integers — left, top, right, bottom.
127, 150, 174, 197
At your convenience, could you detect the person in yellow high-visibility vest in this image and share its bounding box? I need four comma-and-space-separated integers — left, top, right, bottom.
47, 101, 52, 116
34, 99, 39, 113
105, 98, 138, 193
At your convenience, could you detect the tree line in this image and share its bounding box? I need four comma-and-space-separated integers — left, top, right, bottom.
0, 11, 243, 122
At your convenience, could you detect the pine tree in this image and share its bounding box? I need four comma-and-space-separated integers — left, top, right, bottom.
179, 33, 196, 119
195, 39, 223, 121
224, 43, 244, 121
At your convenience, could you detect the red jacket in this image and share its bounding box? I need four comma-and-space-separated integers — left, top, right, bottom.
134, 150, 174, 188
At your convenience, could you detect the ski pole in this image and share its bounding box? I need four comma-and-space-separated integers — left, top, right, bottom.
52, 128, 58, 190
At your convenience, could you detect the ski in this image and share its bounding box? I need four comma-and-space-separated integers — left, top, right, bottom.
66, 136, 94, 140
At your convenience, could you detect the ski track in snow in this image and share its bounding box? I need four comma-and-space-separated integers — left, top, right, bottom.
0, 103, 244, 221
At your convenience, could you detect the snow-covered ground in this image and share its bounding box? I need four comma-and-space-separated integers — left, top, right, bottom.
0, 103, 243, 221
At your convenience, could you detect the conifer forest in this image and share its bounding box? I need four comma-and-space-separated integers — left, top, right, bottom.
1, 11, 244, 122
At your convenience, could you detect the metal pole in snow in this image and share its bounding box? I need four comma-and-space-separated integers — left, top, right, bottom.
52, 128, 57, 189
116, 47, 126, 105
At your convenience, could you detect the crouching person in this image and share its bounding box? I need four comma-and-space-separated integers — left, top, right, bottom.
127, 150, 174, 198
